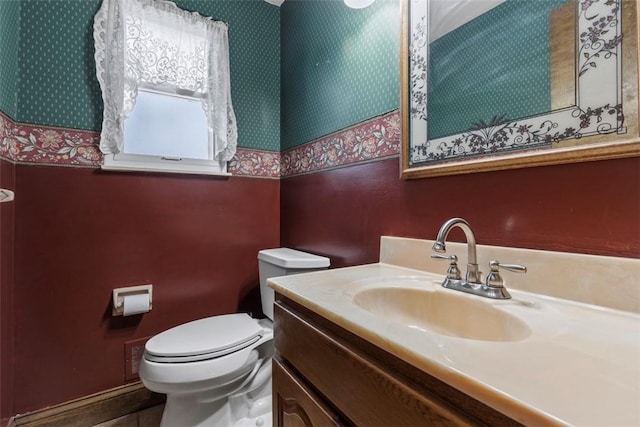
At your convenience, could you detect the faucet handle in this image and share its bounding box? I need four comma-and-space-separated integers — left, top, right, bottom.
486, 260, 526, 288
431, 254, 462, 280
431, 253, 456, 261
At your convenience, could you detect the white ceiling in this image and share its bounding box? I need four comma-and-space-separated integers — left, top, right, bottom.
264, 0, 284, 7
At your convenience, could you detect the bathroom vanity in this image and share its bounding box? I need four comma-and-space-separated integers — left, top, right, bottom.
269, 236, 640, 426
273, 295, 518, 425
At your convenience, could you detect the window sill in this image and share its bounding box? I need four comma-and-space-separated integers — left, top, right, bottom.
101, 153, 231, 177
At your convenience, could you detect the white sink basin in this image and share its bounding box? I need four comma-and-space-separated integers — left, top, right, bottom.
353, 287, 531, 342
268, 248, 640, 426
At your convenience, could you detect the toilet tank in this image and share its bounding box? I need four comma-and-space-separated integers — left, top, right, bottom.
258, 248, 330, 320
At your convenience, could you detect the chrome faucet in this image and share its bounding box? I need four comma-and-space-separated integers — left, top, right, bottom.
432, 217, 481, 284
431, 218, 526, 300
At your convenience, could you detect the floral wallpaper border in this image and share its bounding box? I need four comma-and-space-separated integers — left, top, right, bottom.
281, 110, 400, 177
229, 147, 281, 178
0, 111, 102, 166
0, 109, 400, 177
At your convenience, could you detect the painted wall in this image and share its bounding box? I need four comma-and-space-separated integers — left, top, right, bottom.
0, 0, 19, 418
281, 157, 640, 266
280, 0, 398, 149
0, 0, 20, 118
11, 166, 279, 414
0, 0, 281, 418
17, 0, 280, 151
279, 0, 640, 260
0, 158, 15, 424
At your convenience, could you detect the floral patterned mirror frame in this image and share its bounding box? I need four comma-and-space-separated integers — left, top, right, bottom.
400, 0, 640, 179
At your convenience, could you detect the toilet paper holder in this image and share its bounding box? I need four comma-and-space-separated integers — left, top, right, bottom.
112, 284, 153, 316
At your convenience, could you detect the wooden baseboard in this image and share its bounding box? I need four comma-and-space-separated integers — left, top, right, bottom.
7, 382, 165, 427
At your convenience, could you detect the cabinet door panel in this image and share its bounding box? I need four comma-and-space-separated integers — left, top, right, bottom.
273, 358, 345, 427
275, 301, 477, 426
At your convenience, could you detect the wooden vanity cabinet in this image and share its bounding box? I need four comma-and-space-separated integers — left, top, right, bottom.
273, 295, 521, 427
273, 359, 344, 426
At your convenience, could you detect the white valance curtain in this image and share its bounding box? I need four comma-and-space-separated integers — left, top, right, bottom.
94, 0, 237, 161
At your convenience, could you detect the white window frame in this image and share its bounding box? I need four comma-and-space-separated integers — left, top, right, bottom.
102, 88, 229, 176
94, 0, 237, 177
102, 153, 229, 176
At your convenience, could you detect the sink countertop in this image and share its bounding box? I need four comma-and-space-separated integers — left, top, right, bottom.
268, 262, 640, 426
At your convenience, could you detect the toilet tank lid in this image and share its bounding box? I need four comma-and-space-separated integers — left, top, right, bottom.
258, 248, 330, 269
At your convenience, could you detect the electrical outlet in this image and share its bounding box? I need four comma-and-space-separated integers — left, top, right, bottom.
125, 337, 150, 381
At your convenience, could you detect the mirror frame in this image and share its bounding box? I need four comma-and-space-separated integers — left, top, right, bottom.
400, 0, 640, 179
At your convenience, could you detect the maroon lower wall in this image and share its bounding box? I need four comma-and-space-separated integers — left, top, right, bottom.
8, 165, 279, 415
0, 159, 15, 423
281, 157, 640, 267
3, 154, 640, 417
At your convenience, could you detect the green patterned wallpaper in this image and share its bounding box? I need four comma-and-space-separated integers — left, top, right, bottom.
0, 0, 21, 118
280, 0, 399, 150
14, 0, 280, 152
18, 1, 103, 131
428, 0, 569, 139
5, 0, 399, 152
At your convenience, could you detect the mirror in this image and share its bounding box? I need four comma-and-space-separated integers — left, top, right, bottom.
400, 0, 639, 178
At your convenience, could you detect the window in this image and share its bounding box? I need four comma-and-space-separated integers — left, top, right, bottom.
94, 0, 237, 175
124, 89, 209, 160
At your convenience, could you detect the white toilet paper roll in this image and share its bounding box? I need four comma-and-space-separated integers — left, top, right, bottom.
123, 293, 150, 316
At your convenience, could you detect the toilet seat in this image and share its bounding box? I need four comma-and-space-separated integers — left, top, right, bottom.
145, 313, 264, 363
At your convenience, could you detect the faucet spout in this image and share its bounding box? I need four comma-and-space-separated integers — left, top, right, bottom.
432, 218, 481, 283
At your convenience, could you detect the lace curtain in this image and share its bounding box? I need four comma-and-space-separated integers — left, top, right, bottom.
94, 0, 237, 161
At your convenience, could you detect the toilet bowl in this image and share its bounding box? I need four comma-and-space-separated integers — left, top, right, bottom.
139, 248, 330, 427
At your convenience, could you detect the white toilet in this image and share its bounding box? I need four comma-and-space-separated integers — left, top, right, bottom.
139, 248, 330, 427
